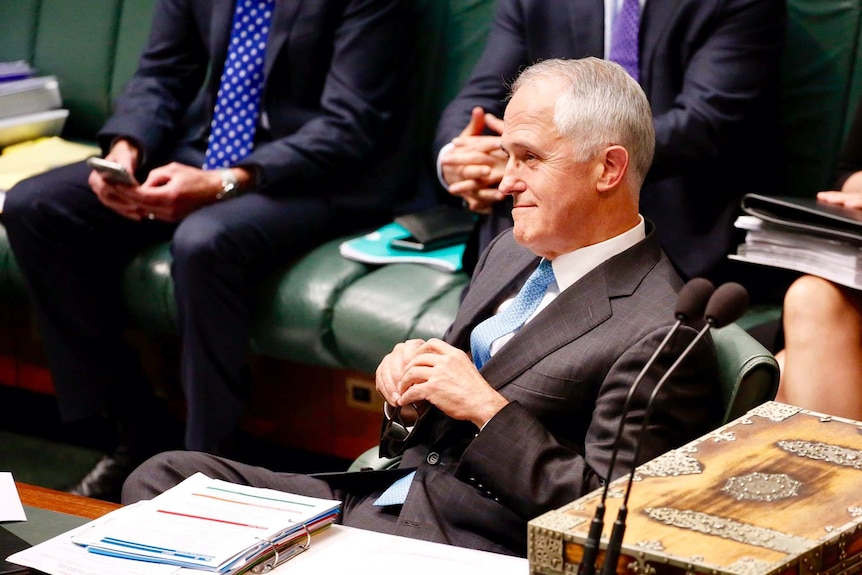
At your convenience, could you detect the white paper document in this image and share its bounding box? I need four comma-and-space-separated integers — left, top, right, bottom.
7, 473, 526, 575
0, 472, 26, 521
9, 520, 182, 575
10, 473, 336, 575
731, 215, 862, 290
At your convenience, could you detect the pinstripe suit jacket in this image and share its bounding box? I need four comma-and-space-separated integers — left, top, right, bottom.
345, 225, 721, 555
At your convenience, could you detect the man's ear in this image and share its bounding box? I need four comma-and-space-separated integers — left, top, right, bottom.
596, 145, 629, 192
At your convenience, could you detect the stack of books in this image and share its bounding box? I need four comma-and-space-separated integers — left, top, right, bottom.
730, 193, 862, 290
0, 61, 68, 149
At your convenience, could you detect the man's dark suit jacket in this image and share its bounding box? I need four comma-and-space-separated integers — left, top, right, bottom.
99, 0, 413, 214
339, 225, 721, 555
435, 0, 785, 281
122, 224, 721, 555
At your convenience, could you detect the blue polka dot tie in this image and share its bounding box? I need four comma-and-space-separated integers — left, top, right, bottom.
470, 259, 556, 370
203, 0, 275, 170
609, 0, 640, 82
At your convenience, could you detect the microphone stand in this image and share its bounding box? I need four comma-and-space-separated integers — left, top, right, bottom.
597, 283, 749, 575
577, 278, 713, 575
597, 323, 713, 575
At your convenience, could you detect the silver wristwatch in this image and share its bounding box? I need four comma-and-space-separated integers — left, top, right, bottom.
216, 168, 241, 201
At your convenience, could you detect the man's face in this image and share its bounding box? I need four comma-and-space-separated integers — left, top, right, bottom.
499, 79, 603, 260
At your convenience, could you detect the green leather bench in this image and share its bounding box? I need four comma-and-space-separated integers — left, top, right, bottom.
2, 0, 856, 417
0, 0, 493, 375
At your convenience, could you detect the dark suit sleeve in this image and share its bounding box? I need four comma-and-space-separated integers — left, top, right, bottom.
453, 324, 717, 521
649, 0, 784, 180
835, 97, 862, 189
432, 0, 526, 153
244, 0, 410, 188
98, 0, 208, 155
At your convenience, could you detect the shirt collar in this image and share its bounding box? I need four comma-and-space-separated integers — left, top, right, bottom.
550, 215, 646, 293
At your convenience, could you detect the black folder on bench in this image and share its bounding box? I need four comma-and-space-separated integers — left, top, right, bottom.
1, 526, 30, 575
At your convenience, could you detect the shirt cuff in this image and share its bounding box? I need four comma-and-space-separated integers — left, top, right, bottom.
436, 141, 455, 189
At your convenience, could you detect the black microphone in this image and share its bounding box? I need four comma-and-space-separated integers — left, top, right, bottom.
597, 282, 749, 575
577, 278, 714, 575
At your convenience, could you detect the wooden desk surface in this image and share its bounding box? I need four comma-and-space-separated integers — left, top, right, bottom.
15, 482, 120, 520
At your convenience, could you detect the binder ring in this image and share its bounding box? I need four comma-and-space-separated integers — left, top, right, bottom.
257, 538, 279, 573
298, 522, 312, 551
252, 523, 312, 573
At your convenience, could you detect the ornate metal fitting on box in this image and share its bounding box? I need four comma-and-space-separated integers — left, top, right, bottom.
643, 507, 812, 555
637, 450, 704, 478
627, 559, 656, 575
778, 440, 862, 470
749, 403, 801, 422
721, 472, 801, 502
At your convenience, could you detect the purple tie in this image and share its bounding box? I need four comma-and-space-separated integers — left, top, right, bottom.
609, 0, 640, 82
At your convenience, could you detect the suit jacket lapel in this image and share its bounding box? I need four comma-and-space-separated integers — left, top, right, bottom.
479, 230, 663, 390
265, 1, 301, 77
209, 0, 235, 71
569, 0, 604, 57
639, 0, 681, 92
445, 248, 539, 351
478, 269, 612, 389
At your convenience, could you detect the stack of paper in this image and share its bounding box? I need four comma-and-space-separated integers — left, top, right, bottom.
11, 473, 341, 575
0, 62, 35, 83
0, 62, 68, 149
731, 215, 862, 290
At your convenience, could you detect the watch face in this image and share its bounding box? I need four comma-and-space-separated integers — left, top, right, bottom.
217, 169, 240, 200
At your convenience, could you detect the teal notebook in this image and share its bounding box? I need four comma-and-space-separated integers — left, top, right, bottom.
339, 222, 465, 272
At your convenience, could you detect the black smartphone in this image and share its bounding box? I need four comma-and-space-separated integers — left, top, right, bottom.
389, 233, 467, 252
86, 156, 135, 185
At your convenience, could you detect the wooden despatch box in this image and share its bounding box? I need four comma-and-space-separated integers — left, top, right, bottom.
528, 402, 862, 575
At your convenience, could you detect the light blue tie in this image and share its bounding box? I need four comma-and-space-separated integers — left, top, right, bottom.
374, 471, 416, 507
470, 259, 556, 370
203, 0, 274, 170
609, 0, 641, 82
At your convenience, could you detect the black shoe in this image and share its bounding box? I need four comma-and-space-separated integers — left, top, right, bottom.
68, 446, 140, 503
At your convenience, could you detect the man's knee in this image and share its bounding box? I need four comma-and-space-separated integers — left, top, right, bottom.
171, 213, 234, 272
121, 450, 195, 504
2, 162, 92, 235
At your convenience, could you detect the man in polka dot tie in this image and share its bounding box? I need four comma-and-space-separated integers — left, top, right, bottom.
2, 0, 413, 501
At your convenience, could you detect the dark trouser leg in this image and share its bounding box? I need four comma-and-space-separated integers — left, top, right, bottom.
1, 161, 174, 444
121, 450, 403, 536
170, 193, 338, 453
122, 450, 341, 503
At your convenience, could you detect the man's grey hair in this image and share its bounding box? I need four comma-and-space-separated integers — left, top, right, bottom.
510, 57, 656, 189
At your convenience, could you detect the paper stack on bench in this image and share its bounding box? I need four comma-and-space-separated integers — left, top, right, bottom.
0, 61, 68, 149
8, 473, 341, 575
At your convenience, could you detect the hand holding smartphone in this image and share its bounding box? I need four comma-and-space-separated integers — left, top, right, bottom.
86, 156, 135, 185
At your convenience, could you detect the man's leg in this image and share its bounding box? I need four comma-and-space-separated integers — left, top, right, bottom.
122, 450, 341, 503
2, 161, 176, 499
170, 193, 341, 454
122, 451, 404, 537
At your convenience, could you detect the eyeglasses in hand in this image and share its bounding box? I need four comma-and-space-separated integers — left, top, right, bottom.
379, 401, 430, 458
